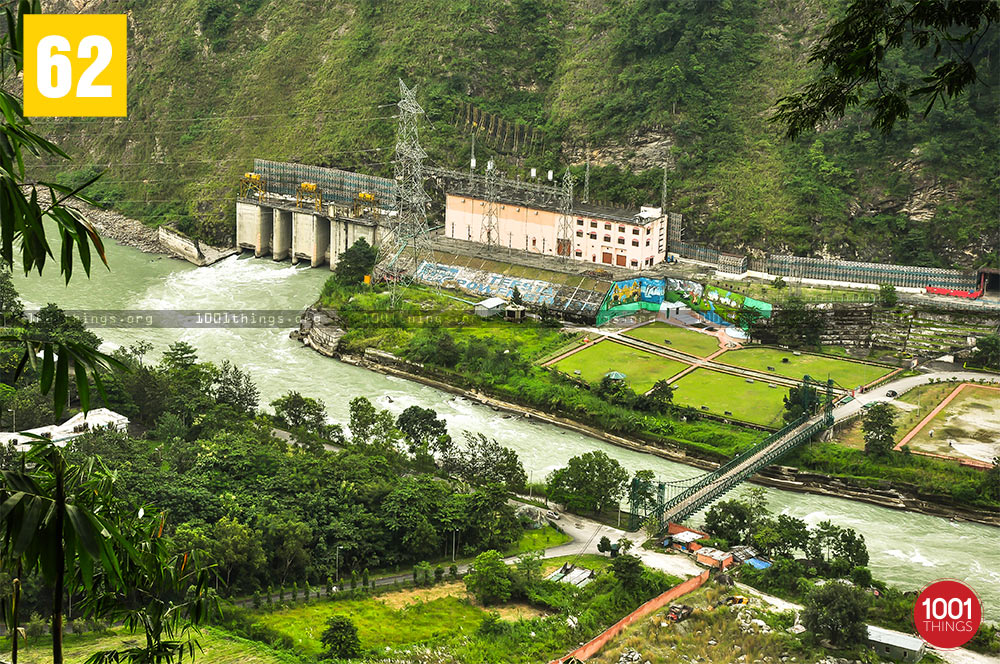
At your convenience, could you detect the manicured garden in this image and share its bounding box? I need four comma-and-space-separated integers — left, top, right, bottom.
552, 340, 690, 393
716, 347, 891, 388
623, 322, 722, 357
671, 369, 788, 427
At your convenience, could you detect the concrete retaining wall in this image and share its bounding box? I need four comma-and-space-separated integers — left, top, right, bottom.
158, 226, 238, 266
548, 570, 711, 663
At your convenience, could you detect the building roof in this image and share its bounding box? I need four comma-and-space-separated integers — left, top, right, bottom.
671, 530, 705, 544
695, 547, 732, 562
604, 371, 627, 380
0, 408, 130, 450
476, 297, 506, 309
744, 558, 772, 570
866, 626, 925, 651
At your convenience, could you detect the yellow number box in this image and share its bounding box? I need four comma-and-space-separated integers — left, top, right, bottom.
24, 14, 127, 117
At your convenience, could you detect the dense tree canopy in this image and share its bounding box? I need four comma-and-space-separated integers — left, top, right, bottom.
547, 451, 628, 514
774, 0, 999, 137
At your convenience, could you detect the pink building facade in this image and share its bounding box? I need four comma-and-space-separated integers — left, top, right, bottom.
444, 194, 669, 269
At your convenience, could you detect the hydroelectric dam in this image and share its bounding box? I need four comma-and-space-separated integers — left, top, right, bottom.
234, 159, 390, 268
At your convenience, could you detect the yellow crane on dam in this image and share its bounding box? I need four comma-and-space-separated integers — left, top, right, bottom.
296, 181, 323, 212
239, 172, 267, 201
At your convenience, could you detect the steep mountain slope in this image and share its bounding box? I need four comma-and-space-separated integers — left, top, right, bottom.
33, 0, 999, 267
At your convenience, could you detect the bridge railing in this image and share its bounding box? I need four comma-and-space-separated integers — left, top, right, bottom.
649, 413, 825, 530
664, 418, 827, 523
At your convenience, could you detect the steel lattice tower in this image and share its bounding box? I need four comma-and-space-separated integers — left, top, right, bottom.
556, 172, 574, 258
377, 79, 432, 296
481, 160, 500, 248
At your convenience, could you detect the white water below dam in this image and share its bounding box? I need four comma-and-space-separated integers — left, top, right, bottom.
16, 236, 1000, 619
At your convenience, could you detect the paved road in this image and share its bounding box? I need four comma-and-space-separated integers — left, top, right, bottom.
830, 370, 1000, 421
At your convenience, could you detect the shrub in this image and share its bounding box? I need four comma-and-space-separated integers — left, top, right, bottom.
320, 615, 361, 660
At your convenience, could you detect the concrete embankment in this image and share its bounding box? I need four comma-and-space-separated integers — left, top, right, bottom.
293, 309, 1000, 528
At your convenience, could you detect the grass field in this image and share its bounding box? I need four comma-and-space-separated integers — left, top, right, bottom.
672, 369, 788, 427
10, 626, 296, 664
552, 341, 690, 393
259, 593, 484, 657
517, 525, 572, 552
623, 322, 722, 357
716, 347, 891, 389
905, 384, 1000, 463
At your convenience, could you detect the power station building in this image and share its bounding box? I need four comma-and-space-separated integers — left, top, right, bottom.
444, 193, 670, 269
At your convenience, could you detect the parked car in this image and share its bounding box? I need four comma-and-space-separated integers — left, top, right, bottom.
886, 389, 898, 397
545, 510, 560, 520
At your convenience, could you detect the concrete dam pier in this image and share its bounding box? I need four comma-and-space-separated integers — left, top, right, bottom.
235, 198, 380, 269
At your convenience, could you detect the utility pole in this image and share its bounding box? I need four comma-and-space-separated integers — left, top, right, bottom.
583, 151, 590, 204
660, 162, 668, 212
556, 171, 574, 259
376, 79, 432, 302
481, 159, 500, 249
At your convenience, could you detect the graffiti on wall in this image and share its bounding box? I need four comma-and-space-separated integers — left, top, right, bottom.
414, 262, 558, 306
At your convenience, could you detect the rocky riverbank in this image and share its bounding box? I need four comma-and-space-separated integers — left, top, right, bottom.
35, 190, 163, 254
293, 311, 1000, 528
37, 190, 237, 265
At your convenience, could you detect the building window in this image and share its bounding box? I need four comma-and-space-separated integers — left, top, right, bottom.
631, 260, 638, 267
604, 223, 611, 230
576, 230, 583, 237
645, 239, 650, 246
646, 227, 651, 234
632, 240, 639, 247
532, 238, 537, 247
617, 238, 625, 245
633, 228, 640, 235
575, 250, 582, 257
618, 225, 625, 233
589, 232, 597, 239
467, 226, 471, 240
577, 219, 584, 225
604, 235, 611, 242
590, 221, 597, 228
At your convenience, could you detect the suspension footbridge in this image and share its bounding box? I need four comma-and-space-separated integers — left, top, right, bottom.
629, 376, 836, 533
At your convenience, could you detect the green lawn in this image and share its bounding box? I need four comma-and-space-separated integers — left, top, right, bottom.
552, 341, 690, 393
517, 525, 571, 552
259, 595, 484, 657
623, 322, 722, 357
716, 347, 891, 389
10, 626, 296, 664
672, 369, 788, 427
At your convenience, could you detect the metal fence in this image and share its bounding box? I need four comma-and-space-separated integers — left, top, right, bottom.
766, 254, 975, 290
253, 160, 396, 206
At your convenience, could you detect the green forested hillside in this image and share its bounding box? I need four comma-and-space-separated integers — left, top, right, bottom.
32, 0, 998, 267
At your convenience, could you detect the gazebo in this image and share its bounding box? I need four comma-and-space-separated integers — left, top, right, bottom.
604, 371, 627, 381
